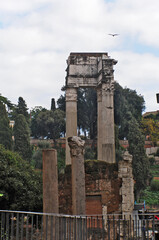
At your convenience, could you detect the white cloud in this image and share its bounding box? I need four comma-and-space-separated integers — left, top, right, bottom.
0, 0, 159, 111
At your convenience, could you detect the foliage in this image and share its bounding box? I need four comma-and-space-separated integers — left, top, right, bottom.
84, 146, 97, 160
140, 186, 159, 206
140, 118, 159, 146
155, 148, 159, 157
57, 95, 65, 112
150, 165, 159, 176
0, 145, 42, 211
16, 97, 30, 121
36, 109, 65, 144
77, 88, 97, 139
0, 102, 12, 150
57, 144, 65, 172
0, 94, 14, 111
51, 98, 56, 111
32, 141, 65, 172
32, 140, 51, 169
149, 156, 155, 165
150, 179, 159, 191
114, 82, 145, 139
14, 114, 32, 162
30, 106, 47, 138
128, 117, 150, 200
115, 125, 125, 162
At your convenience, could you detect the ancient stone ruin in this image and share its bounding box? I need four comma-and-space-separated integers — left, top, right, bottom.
65, 52, 117, 165
42, 53, 134, 239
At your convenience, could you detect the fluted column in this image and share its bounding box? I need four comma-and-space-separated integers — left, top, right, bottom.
66, 88, 77, 165
97, 88, 102, 161
101, 82, 115, 163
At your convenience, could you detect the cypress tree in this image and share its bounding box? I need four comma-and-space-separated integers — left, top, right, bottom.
0, 102, 12, 150
14, 114, 32, 162
128, 117, 150, 200
16, 97, 30, 122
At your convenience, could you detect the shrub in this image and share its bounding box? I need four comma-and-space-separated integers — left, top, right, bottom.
150, 179, 159, 191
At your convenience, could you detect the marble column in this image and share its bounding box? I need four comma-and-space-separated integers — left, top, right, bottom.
68, 136, 86, 215
97, 88, 103, 161
42, 149, 59, 239
66, 88, 77, 165
101, 82, 115, 163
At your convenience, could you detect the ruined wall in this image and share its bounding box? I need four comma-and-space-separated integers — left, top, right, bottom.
58, 160, 122, 215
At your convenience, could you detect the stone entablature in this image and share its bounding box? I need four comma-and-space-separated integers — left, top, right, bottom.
65, 53, 117, 165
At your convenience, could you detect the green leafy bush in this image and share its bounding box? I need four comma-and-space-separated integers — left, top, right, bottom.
150, 179, 159, 191
0, 144, 42, 211
140, 186, 159, 206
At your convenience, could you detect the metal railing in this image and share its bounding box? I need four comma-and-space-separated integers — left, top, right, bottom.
0, 210, 159, 239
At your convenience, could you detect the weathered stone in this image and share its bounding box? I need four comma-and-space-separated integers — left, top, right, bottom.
65, 88, 77, 165
68, 136, 86, 215
43, 149, 59, 214
65, 53, 117, 164
58, 161, 121, 215
118, 151, 134, 216
42, 149, 59, 240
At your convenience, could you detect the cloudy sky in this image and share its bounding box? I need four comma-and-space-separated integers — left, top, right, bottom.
0, 0, 159, 112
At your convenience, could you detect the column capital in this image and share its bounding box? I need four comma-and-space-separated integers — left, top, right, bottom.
102, 81, 115, 95
68, 136, 85, 157
66, 88, 77, 102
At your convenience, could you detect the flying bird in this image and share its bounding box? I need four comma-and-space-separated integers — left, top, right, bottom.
108, 33, 119, 37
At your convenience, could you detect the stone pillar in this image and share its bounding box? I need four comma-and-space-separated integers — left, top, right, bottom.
118, 151, 134, 238
43, 149, 59, 213
101, 82, 115, 163
68, 136, 86, 215
43, 149, 59, 239
100, 58, 116, 163
118, 151, 134, 216
66, 88, 77, 165
97, 88, 102, 161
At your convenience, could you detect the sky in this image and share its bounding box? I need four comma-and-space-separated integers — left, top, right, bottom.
0, 0, 159, 112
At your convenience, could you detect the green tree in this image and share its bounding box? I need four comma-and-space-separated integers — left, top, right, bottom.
16, 97, 30, 122
0, 102, 12, 150
57, 95, 65, 112
36, 109, 65, 145
14, 114, 32, 162
32, 140, 51, 169
51, 98, 56, 111
141, 117, 159, 146
30, 106, 47, 138
0, 94, 14, 111
128, 117, 150, 200
77, 88, 97, 139
0, 144, 42, 211
114, 82, 145, 139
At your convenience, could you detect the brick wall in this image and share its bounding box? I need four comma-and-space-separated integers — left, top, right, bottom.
58, 160, 122, 215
